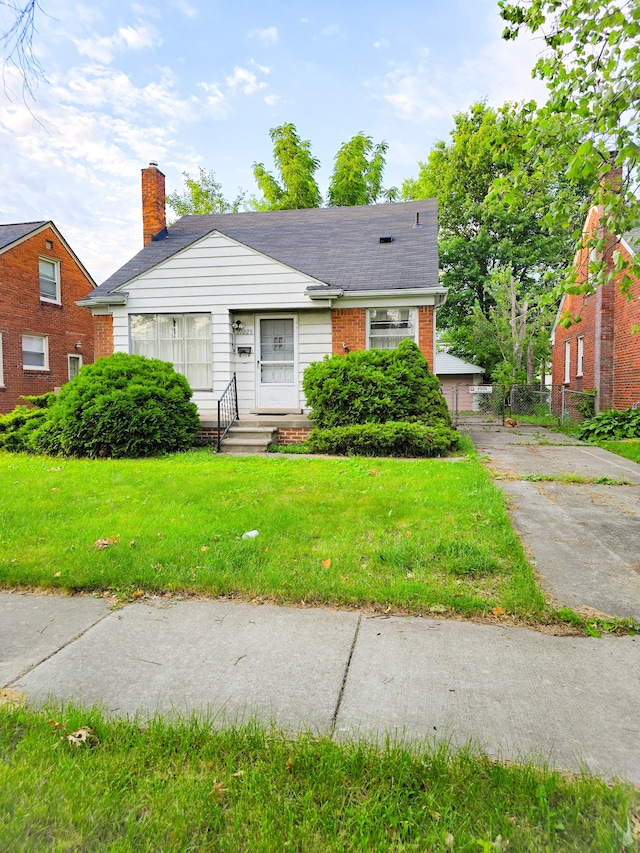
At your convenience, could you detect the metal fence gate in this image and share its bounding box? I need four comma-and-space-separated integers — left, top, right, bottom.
442, 383, 597, 429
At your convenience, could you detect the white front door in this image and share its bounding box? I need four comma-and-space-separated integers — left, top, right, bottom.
256, 316, 299, 410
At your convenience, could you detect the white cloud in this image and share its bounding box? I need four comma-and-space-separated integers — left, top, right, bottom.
249, 26, 279, 45
171, 0, 199, 18
73, 24, 161, 63
322, 24, 344, 37
264, 93, 279, 106
373, 39, 388, 50
226, 66, 267, 95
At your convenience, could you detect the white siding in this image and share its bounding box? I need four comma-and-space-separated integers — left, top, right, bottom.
107, 232, 331, 414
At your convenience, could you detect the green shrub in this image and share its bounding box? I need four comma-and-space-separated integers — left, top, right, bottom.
0, 405, 49, 452
303, 339, 451, 429
29, 353, 200, 458
306, 421, 460, 457
577, 407, 640, 442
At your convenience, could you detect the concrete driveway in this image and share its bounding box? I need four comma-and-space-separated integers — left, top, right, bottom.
464, 424, 640, 620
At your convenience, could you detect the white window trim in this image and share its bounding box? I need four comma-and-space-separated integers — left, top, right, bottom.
39, 256, 61, 304
68, 353, 83, 380
22, 333, 49, 371
366, 307, 418, 350
564, 339, 571, 385
576, 335, 584, 377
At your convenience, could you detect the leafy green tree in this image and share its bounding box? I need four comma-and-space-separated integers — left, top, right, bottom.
328, 134, 390, 206
467, 266, 555, 385
166, 168, 246, 219
252, 123, 322, 209
500, 0, 640, 293
402, 101, 585, 370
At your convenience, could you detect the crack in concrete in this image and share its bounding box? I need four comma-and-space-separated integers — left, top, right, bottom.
331, 613, 362, 734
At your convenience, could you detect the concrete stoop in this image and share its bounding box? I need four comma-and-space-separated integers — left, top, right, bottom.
220, 425, 278, 454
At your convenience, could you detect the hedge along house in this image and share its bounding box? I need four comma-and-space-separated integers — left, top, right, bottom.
78, 162, 446, 433
0, 221, 96, 414
551, 166, 640, 413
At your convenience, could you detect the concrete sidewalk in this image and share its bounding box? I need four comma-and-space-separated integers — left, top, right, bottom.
2, 592, 639, 785
465, 424, 640, 620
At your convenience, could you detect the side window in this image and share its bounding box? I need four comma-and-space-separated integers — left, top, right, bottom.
22, 334, 49, 370
368, 308, 416, 350
564, 339, 571, 385
68, 354, 82, 380
576, 336, 584, 377
39, 257, 60, 302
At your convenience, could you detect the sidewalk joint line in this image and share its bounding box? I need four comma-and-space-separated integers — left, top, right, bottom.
4, 602, 120, 689
331, 612, 362, 735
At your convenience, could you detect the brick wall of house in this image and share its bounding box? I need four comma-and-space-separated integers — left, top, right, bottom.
94, 314, 115, 359
551, 206, 640, 410
0, 227, 95, 413
331, 308, 366, 354
331, 304, 436, 368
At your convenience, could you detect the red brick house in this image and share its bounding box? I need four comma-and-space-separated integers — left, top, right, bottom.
78, 162, 446, 417
551, 200, 640, 412
0, 221, 96, 414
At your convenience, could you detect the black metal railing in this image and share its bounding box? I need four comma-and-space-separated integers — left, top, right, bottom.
217, 374, 239, 452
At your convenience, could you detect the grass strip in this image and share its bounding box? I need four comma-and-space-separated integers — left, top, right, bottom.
598, 439, 640, 465
0, 703, 637, 852
0, 449, 546, 619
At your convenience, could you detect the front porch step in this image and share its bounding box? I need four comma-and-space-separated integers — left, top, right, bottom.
220, 426, 277, 454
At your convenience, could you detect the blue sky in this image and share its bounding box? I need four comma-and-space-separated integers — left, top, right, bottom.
0, 0, 547, 283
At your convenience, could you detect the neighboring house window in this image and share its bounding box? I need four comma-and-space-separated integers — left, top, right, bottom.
68, 354, 82, 380
129, 313, 212, 389
23, 334, 49, 370
564, 339, 571, 384
368, 308, 416, 350
576, 335, 584, 377
39, 257, 60, 302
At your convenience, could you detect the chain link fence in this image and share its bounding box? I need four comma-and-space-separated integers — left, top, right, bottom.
442, 383, 597, 428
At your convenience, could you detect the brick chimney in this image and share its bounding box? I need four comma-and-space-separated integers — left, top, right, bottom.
141, 161, 166, 246
599, 152, 622, 194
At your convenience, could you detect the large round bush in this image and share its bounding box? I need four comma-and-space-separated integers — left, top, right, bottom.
303, 339, 451, 429
33, 353, 200, 458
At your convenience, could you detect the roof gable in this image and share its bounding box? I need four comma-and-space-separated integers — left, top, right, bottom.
87, 200, 438, 301
0, 220, 96, 288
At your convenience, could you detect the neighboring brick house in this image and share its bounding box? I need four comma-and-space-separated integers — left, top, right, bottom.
0, 222, 96, 414
551, 201, 640, 412
78, 162, 447, 417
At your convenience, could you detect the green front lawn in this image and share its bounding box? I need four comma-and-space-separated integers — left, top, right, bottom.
0, 705, 636, 852
0, 449, 545, 618
598, 439, 640, 464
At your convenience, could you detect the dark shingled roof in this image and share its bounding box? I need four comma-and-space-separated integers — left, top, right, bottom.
0, 221, 49, 252
87, 200, 438, 300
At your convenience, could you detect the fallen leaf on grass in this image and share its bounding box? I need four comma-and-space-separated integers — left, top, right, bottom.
211, 780, 227, 801
54, 571, 61, 578
65, 727, 99, 748
445, 832, 454, 848
51, 487, 60, 493
132, 590, 144, 600
321, 559, 332, 569
492, 607, 505, 617
201, 545, 209, 552
405, 530, 412, 537
286, 757, 294, 772
92, 536, 120, 550
129, 540, 136, 548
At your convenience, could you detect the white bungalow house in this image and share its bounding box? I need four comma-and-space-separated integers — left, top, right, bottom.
79, 163, 447, 432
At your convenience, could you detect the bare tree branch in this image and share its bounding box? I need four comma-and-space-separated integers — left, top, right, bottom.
0, 0, 45, 99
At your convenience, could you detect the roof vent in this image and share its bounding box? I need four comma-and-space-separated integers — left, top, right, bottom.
413, 212, 423, 229
379, 235, 393, 243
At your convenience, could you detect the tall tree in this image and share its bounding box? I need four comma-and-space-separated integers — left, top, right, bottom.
328, 134, 390, 206
0, 0, 43, 97
166, 168, 246, 219
500, 0, 640, 293
402, 101, 586, 374
252, 123, 322, 210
